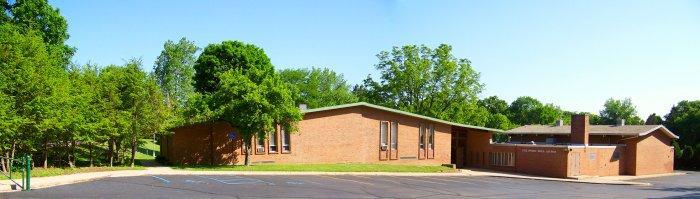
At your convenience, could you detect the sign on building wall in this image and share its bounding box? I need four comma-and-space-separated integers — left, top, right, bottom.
228, 131, 237, 140
521, 149, 557, 154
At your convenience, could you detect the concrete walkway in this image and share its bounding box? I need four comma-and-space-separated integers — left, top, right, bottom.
0, 167, 682, 192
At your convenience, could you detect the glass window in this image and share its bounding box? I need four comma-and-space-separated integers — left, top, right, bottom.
269, 130, 277, 153
419, 125, 425, 149
380, 122, 388, 150
257, 136, 265, 150
281, 128, 291, 152
390, 122, 398, 150
428, 125, 434, 149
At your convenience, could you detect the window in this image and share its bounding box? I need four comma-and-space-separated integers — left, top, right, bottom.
390, 122, 398, 150
380, 122, 388, 150
281, 128, 290, 152
428, 125, 434, 149
419, 125, 426, 149
545, 137, 555, 144
269, 130, 278, 153
256, 136, 265, 153
489, 152, 515, 166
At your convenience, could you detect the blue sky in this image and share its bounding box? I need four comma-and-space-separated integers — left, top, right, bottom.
53, 0, 700, 118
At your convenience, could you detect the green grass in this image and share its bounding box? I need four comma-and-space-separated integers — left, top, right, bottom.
140, 139, 160, 152
173, 164, 455, 173
7, 166, 145, 179
135, 139, 159, 161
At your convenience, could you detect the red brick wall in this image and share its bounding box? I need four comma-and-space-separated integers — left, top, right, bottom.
465, 130, 492, 168
623, 129, 674, 175
571, 115, 589, 145
570, 146, 625, 176
515, 146, 570, 178
164, 122, 240, 165
164, 106, 452, 165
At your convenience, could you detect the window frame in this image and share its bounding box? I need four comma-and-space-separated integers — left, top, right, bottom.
380, 121, 389, 151
428, 124, 435, 150
255, 136, 266, 154
419, 125, 426, 150
269, 130, 278, 153
390, 122, 398, 150
281, 127, 291, 153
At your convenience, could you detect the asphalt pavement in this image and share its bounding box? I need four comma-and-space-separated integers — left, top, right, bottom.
2, 171, 698, 198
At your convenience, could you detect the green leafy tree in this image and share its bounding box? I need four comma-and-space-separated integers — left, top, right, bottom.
2, 0, 73, 63
508, 96, 563, 125
599, 98, 644, 125
355, 44, 485, 125
122, 60, 168, 167
0, 23, 65, 167
664, 100, 700, 169
153, 37, 199, 111
212, 70, 302, 166
193, 41, 274, 94
479, 96, 509, 115
279, 67, 358, 109
198, 41, 302, 166
645, 113, 663, 125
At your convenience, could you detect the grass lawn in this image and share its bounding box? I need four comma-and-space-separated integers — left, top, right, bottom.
140, 139, 160, 151
8, 166, 145, 179
174, 164, 456, 173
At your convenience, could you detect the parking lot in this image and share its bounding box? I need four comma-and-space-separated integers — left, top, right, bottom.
2, 172, 698, 198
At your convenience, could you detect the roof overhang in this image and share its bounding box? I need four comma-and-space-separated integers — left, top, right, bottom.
640, 125, 680, 139
303, 102, 504, 133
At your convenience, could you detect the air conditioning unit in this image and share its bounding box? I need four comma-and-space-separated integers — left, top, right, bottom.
256, 147, 265, 153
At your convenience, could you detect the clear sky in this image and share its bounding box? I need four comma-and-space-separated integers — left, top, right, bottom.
53, 0, 700, 119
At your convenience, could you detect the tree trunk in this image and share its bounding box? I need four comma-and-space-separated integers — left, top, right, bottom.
43, 140, 48, 168
130, 138, 136, 167
115, 140, 121, 165
89, 144, 94, 167
244, 140, 251, 166
108, 139, 114, 167
10, 141, 16, 172
1, 152, 7, 173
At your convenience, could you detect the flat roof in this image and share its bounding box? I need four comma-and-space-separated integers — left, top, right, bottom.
506, 124, 679, 139
303, 102, 503, 133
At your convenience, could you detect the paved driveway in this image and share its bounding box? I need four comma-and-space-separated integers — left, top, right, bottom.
2, 171, 698, 198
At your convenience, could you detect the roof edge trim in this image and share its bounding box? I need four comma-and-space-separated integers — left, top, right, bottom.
302, 102, 504, 133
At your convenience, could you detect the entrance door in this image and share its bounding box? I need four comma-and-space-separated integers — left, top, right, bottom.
570, 153, 580, 177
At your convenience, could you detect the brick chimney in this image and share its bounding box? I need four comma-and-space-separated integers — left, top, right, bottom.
570, 114, 589, 145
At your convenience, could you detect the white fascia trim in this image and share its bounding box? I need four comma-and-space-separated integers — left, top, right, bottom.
639, 125, 680, 139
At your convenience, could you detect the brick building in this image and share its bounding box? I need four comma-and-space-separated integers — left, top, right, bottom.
493, 115, 679, 177
160, 102, 497, 166
161, 102, 678, 178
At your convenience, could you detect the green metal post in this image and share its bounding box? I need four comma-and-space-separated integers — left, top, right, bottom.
24, 155, 30, 191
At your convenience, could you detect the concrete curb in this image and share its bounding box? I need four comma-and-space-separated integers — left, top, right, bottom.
478, 173, 651, 186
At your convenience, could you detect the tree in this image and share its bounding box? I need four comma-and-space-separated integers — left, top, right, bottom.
479, 96, 509, 115
199, 41, 302, 166
0, 23, 65, 168
153, 37, 199, 111
599, 98, 643, 125
279, 67, 357, 109
122, 60, 168, 167
664, 100, 700, 169
193, 41, 274, 94
355, 44, 486, 125
2, 0, 73, 64
213, 70, 302, 166
508, 96, 563, 125
645, 113, 663, 125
